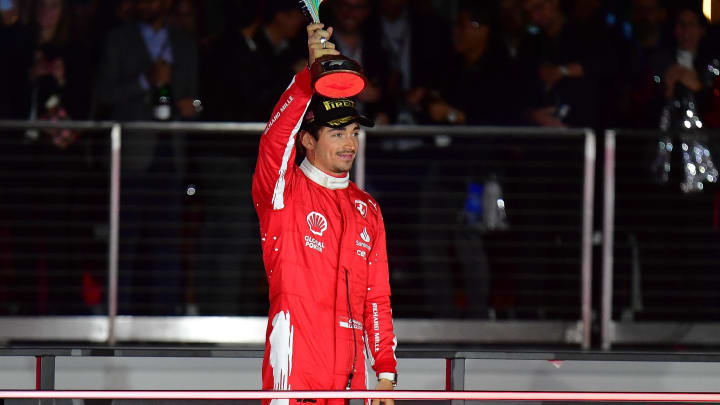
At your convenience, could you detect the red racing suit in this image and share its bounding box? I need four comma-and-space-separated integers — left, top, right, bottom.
252, 67, 398, 405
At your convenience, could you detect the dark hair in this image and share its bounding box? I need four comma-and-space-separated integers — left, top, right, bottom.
673, 6, 708, 29
223, 0, 262, 29
296, 127, 320, 157
457, 0, 493, 27
31, 0, 72, 46
263, 0, 299, 23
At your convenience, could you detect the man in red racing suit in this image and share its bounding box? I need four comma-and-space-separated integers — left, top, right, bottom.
252, 23, 398, 405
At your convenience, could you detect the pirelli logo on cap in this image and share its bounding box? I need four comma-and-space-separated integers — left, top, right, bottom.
323, 99, 354, 111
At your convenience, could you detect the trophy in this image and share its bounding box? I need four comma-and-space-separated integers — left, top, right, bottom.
298, 0, 367, 98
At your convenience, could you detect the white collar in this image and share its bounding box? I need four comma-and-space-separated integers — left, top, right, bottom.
300, 158, 349, 190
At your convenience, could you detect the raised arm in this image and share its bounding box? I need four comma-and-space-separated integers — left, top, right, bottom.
252, 23, 340, 210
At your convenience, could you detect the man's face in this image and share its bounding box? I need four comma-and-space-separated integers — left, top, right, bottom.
523, 0, 558, 29
334, 0, 370, 34
136, 0, 167, 24
36, 0, 62, 30
632, 0, 665, 39
453, 11, 489, 56
303, 123, 360, 174
675, 10, 705, 52
275, 9, 305, 39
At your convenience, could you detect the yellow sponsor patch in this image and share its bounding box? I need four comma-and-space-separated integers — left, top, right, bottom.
322, 99, 355, 111
327, 116, 355, 127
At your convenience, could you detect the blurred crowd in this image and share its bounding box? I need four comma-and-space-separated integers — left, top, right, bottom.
1, 0, 719, 129
1, 0, 720, 317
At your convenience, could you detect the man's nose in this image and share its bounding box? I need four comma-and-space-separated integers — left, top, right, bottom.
343, 135, 357, 150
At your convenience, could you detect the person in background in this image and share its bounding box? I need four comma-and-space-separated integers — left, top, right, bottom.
0, 0, 31, 314
519, 0, 618, 128
421, 1, 511, 126
168, 0, 196, 35
2, 0, 96, 314
652, 7, 712, 108
97, 0, 199, 315
0, 0, 33, 120
372, 0, 453, 124
191, 0, 266, 316
618, 0, 670, 128
327, 0, 391, 123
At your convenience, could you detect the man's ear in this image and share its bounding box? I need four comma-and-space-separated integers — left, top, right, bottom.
300, 130, 316, 151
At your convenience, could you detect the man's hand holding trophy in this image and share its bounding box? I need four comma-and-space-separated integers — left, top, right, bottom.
299, 0, 368, 98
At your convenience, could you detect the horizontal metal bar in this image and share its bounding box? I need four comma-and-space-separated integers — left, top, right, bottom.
6, 345, 720, 362
121, 121, 266, 133
609, 128, 720, 138
0, 120, 116, 131
367, 125, 589, 137
0, 317, 581, 345
2, 390, 720, 402
611, 321, 720, 345
0, 120, 589, 137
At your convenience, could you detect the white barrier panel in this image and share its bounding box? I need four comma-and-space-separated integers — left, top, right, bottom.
2, 391, 720, 402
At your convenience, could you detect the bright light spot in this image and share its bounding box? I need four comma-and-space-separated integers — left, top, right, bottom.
703, 0, 711, 21
696, 120, 703, 128
497, 199, 505, 209
186, 184, 196, 196
687, 163, 697, 175
684, 120, 692, 129
687, 110, 694, 118
682, 143, 689, 151
653, 75, 661, 83
700, 166, 706, 174
698, 182, 704, 190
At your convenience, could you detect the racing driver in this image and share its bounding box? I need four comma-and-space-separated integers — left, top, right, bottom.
252, 23, 398, 405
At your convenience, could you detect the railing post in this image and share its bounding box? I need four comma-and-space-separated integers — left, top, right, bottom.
355, 128, 367, 190
581, 130, 596, 350
450, 358, 465, 405
602, 130, 617, 350
108, 123, 122, 345
35, 355, 55, 405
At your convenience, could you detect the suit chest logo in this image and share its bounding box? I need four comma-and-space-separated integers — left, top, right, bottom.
356, 227, 372, 259
360, 227, 371, 243
307, 211, 328, 236
304, 211, 327, 253
355, 200, 367, 218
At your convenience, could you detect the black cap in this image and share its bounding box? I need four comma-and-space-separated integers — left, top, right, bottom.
302, 97, 375, 130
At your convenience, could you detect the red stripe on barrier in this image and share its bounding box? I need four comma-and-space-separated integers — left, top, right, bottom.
445, 359, 451, 391
2, 391, 720, 402
35, 357, 41, 390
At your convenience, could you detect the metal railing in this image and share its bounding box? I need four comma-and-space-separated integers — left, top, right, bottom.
0, 120, 594, 347
602, 129, 720, 349
5, 347, 720, 402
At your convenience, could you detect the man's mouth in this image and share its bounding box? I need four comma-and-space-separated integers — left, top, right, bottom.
338, 152, 355, 161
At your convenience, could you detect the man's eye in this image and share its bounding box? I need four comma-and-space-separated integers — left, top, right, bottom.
353, 133, 360, 137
